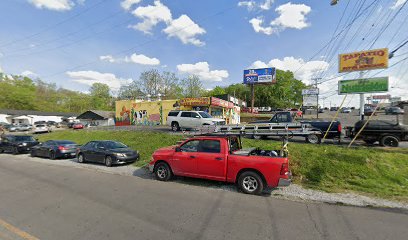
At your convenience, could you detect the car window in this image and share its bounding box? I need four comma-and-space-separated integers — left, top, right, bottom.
229, 137, 240, 152
190, 112, 199, 118
85, 142, 96, 149
168, 111, 179, 117
198, 140, 221, 153
180, 140, 200, 152
181, 112, 191, 118
95, 142, 106, 149
198, 112, 212, 118
43, 141, 54, 147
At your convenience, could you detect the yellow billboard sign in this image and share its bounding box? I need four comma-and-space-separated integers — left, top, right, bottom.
180, 97, 211, 106
339, 48, 388, 73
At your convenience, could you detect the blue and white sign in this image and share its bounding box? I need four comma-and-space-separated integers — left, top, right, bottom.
243, 68, 277, 84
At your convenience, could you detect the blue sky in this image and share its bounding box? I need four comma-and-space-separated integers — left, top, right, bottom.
0, 0, 407, 107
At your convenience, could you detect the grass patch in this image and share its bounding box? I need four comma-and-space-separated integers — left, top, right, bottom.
39, 130, 408, 201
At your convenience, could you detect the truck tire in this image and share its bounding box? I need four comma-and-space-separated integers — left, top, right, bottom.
380, 135, 399, 147
155, 162, 173, 181
238, 171, 264, 195
306, 134, 321, 144
171, 122, 180, 132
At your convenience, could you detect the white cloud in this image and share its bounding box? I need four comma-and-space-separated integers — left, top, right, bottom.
271, 2, 311, 30
249, 17, 275, 35
66, 70, 132, 91
100, 53, 160, 66
128, 1, 205, 46
391, 0, 407, 9
28, 0, 78, 11
129, 0, 172, 34
163, 15, 206, 46
125, 53, 160, 65
248, 2, 311, 35
99, 55, 116, 63
121, 0, 141, 11
21, 70, 38, 78
238, 0, 274, 11
249, 57, 329, 85
177, 62, 229, 82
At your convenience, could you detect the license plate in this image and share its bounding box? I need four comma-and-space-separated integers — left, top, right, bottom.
70, 153, 76, 156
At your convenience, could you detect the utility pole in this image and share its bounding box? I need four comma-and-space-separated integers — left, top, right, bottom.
359, 72, 365, 120
312, 77, 322, 119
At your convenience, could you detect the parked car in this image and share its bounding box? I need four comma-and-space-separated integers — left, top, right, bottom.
330, 107, 339, 111
250, 111, 342, 142
76, 140, 139, 167
364, 107, 376, 116
149, 135, 291, 195
7, 125, 18, 132
31, 140, 79, 159
16, 124, 33, 131
47, 121, 61, 128
73, 123, 84, 130
385, 107, 404, 115
0, 135, 39, 154
166, 111, 226, 132
67, 122, 75, 128
33, 124, 52, 134
345, 120, 408, 147
318, 108, 325, 113
341, 107, 352, 113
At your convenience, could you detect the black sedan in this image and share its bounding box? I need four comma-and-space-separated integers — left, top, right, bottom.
30, 140, 79, 159
0, 135, 39, 154
76, 141, 139, 167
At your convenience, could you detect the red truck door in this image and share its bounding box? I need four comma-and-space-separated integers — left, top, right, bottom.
172, 140, 199, 176
195, 139, 226, 181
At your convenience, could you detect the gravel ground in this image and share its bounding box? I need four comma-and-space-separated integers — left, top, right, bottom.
8, 153, 408, 210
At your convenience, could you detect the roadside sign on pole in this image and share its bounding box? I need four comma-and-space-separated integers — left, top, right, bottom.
338, 77, 389, 95
338, 48, 389, 73
302, 88, 319, 95
303, 95, 318, 107
243, 68, 277, 84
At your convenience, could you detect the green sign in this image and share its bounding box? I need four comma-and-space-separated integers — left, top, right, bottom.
338, 77, 388, 94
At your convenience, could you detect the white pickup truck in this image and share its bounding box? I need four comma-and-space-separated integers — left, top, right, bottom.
166, 111, 226, 131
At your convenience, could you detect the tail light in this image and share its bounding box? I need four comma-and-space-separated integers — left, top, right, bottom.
58, 146, 68, 150
338, 123, 342, 133
280, 163, 289, 176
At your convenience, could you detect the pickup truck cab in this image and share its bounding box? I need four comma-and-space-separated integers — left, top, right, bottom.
149, 136, 291, 195
167, 111, 226, 132
250, 111, 342, 142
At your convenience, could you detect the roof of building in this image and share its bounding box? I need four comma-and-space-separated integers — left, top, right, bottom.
0, 109, 78, 117
76, 110, 114, 120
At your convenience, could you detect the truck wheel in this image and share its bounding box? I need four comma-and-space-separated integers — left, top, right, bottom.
306, 134, 321, 144
238, 171, 264, 195
154, 162, 173, 181
380, 135, 399, 147
171, 122, 180, 132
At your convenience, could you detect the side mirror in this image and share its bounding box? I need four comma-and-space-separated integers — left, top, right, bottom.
175, 147, 181, 152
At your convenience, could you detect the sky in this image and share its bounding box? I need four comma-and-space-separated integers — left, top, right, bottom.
0, 0, 407, 108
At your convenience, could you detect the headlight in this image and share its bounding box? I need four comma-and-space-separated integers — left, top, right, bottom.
22, 143, 27, 146
116, 153, 126, 157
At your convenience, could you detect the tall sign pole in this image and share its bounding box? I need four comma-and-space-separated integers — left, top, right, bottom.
250, 84, 255, 113
359, 72, 365, 120
312, 78, 321, 119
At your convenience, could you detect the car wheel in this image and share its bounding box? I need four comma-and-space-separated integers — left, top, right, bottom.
154, 162, 173, 181
171, 122, 180, 132
77, 153, 85, 163
49, 151, 56, 160
105, 156, 113, 167
12, 147, 19, 155
380, 135, 399, 147
238, 171, 264, 195
306, 134, 321, 144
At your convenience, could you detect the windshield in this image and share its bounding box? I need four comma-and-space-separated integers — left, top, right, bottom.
104, 141, 128, 149
198, 112, 212, 118
14, 136, 35, 142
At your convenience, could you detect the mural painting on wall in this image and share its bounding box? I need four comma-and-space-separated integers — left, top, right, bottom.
115, 101, 163, 126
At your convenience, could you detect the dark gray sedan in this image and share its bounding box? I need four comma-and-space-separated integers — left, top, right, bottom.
76, 141, 139, 167
31, 140, 79, 159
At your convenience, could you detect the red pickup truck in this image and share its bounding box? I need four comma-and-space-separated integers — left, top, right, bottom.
149, 135, 291, 195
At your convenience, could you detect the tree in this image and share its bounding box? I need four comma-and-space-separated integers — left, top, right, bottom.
161, 71, 183, 99
181, 75, 204, 98
89, 83, 112, 110
118, 80, 144, 100
138, 69, 162, 97
205, 86, 226, 96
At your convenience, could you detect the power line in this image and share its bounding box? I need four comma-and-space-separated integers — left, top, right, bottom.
0, 0, 109, 48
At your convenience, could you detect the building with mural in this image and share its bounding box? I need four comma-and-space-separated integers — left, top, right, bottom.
115, 97, 241, 126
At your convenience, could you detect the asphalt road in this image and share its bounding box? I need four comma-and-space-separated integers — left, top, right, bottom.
0, 155, 407, 240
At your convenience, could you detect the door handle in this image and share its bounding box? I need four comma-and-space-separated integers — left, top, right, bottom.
190, 156, 196, 159
215, 157, 223, 161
